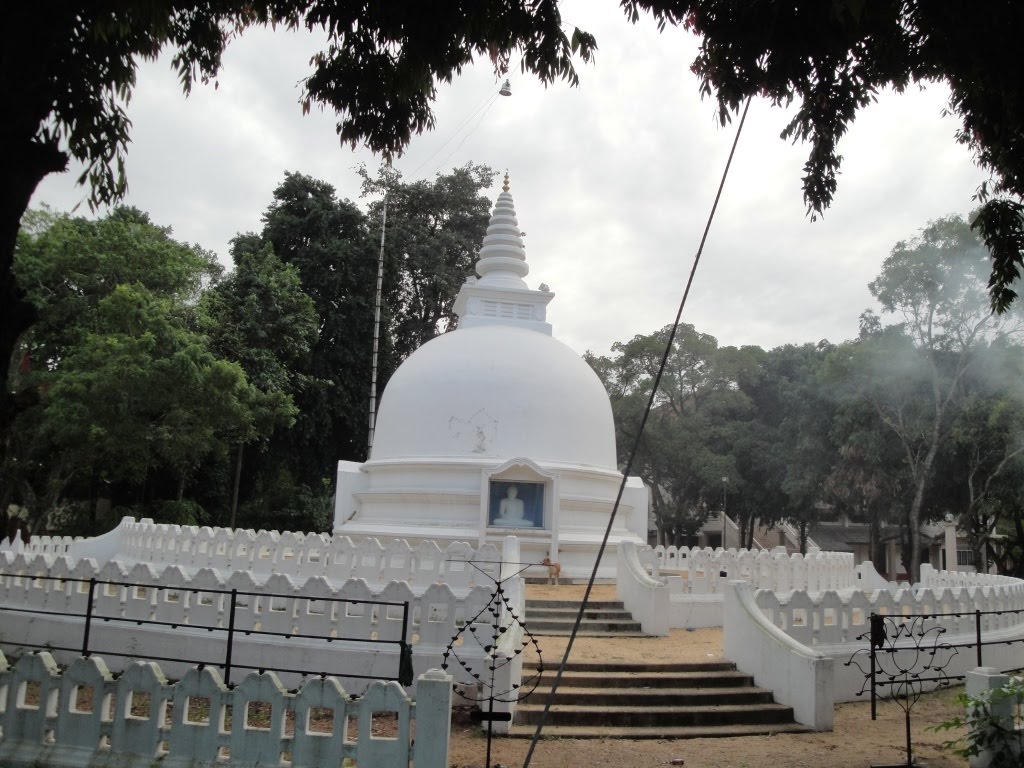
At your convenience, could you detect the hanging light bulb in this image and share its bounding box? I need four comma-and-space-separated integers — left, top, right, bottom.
499, 79, 511, 97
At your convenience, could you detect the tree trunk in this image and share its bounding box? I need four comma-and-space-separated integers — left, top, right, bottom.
1, 5, 84, 455
230, 443, 244, 529
906, 417, 944, 583
0, 136, 67, 450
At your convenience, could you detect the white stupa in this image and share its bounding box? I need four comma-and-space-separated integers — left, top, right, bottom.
333, 176, 648, 578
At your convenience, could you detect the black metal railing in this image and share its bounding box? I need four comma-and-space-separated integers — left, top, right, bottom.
846, 606, 1024, 768
0, 572, 413, 686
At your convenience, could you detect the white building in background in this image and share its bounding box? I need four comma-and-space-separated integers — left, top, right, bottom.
333, 176, 648, 578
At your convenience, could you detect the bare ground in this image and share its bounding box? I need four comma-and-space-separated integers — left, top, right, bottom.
446, 584, 969, 768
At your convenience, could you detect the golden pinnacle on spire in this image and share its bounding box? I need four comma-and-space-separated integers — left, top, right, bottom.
502, 171, 510, 193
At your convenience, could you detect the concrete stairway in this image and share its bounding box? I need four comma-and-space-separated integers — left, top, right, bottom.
524, 598, 645, 637
507, 660, 809, 739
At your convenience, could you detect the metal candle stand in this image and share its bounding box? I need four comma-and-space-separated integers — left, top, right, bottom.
441, 560, 545, 768
845, 613, 958, 767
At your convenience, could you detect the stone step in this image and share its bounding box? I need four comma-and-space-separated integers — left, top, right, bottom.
512, 701, 799, 728
526, 607, 631, 620
510, 658, 809, 738
525, 599, 626, 610
524, 597, 645, 636
525, 686, 774, 706
522, 669, 755, 689
526, 619, 644, 635
504, 722, 811, 740
523, 660, 736, 674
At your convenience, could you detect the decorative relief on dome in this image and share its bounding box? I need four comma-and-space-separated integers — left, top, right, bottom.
448, 409, 498, 454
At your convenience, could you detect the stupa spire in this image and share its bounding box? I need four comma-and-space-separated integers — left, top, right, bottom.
452, 173, 554, 335
474, 173, 529, 289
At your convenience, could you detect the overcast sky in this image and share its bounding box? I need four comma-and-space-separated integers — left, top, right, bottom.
32, 2, 988, 358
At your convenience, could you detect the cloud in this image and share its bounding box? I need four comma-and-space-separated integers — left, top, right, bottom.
30, 1, 987, 358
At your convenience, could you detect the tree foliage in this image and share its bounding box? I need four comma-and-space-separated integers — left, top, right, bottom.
4, 207, 260, 529
629, 0, 1024, 311
592, 216, 1024, 576
863, 215, 1023, 580
360, 163, 495, 362
587, 324, 753, 546
200, 237, 319, 525
1, 0, 594, 446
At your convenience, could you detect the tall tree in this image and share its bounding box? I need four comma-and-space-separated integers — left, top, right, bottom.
43, 284, 256, 503
587, 324, 750, 546
862, 215, 1024, 580
822, 337, 914, 571
944, 341, 1024, 570
200, 237, 319, 526
6, 207, 256, 529
257, 172, 381, 475
741, 342, 837, 553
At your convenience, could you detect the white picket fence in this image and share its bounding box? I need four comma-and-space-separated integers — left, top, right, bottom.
0, 649, 452, 768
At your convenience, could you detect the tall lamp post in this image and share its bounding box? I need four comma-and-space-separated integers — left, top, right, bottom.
721, 476, 729, 550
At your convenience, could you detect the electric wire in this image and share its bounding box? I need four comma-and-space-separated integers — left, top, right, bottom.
403, 87, 501, 181
520, 95, 754, 767
431, 95, 501, 177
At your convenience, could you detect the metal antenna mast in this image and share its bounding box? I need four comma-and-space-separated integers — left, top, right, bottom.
367, 194, 387, 456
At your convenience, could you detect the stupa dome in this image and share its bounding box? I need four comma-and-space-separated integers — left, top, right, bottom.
370, 323, 617, 468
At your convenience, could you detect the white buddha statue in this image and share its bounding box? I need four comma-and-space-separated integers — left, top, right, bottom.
493, 484, 532, 526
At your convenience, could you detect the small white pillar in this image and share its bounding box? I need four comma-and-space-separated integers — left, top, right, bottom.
412, 669, 453, 768
964, 667, 1018, 768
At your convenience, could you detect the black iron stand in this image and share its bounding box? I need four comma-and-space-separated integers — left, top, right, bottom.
442, 559, 545, 768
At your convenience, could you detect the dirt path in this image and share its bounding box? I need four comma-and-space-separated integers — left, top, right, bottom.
445, 584, 968, 768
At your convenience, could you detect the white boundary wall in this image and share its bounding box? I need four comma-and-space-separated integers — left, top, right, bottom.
724, 581, 834, 731
0, 533, 528, 733
617, 542, 866, 631
0, 649, 452, 768
784, 566, 1024, 704
649, 544, 858, 592
618, 543, 1024, 728
615, 542, 669, 635
2, 532, 82, 557
29, 517, 505, 595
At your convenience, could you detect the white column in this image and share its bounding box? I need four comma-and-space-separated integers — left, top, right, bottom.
943, 518, 958, 572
